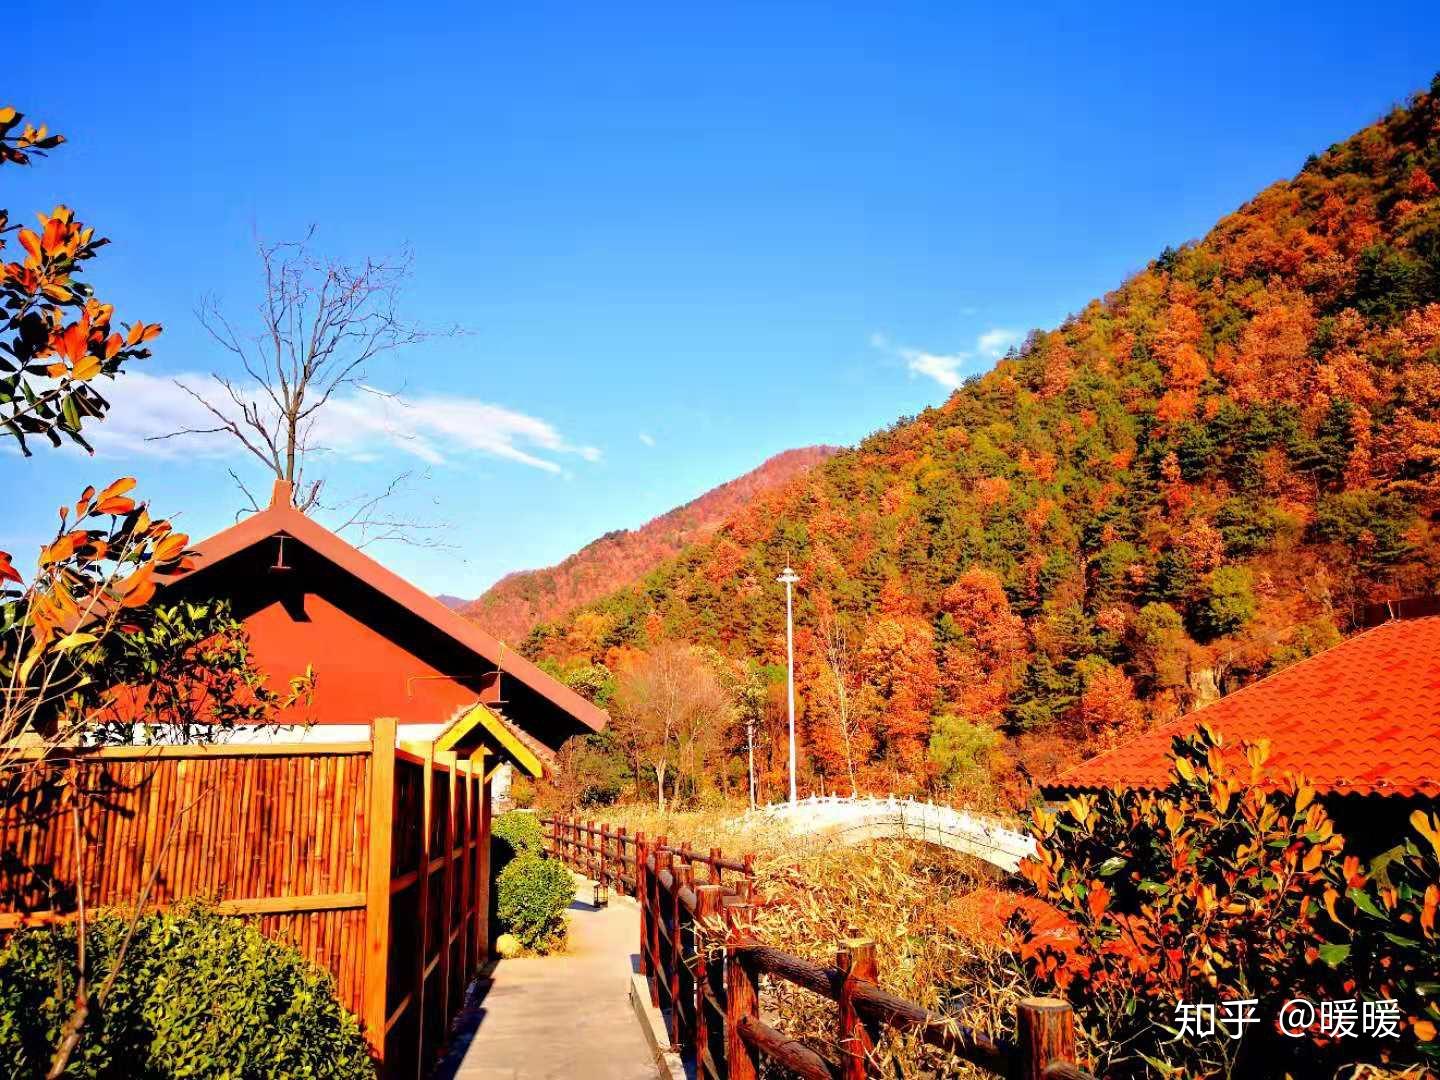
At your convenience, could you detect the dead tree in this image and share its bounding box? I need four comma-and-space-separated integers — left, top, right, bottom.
155, 231, 452, 542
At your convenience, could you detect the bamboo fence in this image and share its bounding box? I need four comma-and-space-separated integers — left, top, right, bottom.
0, 717, 491, 1079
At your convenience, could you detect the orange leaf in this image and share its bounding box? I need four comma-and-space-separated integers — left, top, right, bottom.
39, 533, 78, 567
1088, 883, 1111, 920
116, 565, 155, 608
94, 477, 137, 516
71, 354, 102, 382
151, 532, 189, 563
0, 551, 21, 585
17, 228, 40, 262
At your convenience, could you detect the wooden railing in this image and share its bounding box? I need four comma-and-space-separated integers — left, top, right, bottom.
542, 814, 1092, 1080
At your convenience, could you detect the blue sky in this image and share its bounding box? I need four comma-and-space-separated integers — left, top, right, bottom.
6, 2, 1438, 600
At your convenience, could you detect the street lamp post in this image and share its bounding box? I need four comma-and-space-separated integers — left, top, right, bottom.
777, 566, 800, 807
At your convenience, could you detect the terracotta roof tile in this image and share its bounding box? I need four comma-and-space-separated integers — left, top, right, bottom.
1048, 616, 1440, 798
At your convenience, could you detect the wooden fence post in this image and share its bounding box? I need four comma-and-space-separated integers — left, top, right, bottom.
413, 740, 436, 1076
652, 846, 672, 1011
458, 756, 474, 984
709, 846, 723, 886
476, 766, 493, 964
724, 903, 759, 1080
437, 752, 459, 1027
672, 864, 694, 1052
694, 885, 723, 1077
1016, 997, 1077, 1080
362, 715, 398, 1066
600, 823, 611, 891
635, 832, 650, 978
617, 826, 628, 894
837, 936, 878, 1079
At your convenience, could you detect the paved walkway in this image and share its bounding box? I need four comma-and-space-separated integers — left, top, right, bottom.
432, 874, 658, 1080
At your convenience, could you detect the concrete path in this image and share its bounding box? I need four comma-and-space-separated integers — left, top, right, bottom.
432, 874, 658, 1080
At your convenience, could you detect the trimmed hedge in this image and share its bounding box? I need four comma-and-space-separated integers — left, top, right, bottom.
491, 811, 544, 874
0, 905, 373, 1079
496, 854, 574, 954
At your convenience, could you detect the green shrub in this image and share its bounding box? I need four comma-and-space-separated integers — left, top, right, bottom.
496, 854, 574, 954
0, 905, 372, 1079
492, 810, 544, 874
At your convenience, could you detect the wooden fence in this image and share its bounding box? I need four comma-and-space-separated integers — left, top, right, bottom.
0, 716, 492, 1080
543, 814, 1093, 1080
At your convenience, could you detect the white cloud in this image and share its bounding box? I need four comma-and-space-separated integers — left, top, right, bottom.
902, 349, 970, 389
87, 372, 600, 474
638, 432, 656, 447
977, 328, 1022, 359
872, 327, 1024, 390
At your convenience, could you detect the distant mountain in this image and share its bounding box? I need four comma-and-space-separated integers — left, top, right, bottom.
528, 76, 1440, 797
464, 446, 841, 642
434, 594, 468, 611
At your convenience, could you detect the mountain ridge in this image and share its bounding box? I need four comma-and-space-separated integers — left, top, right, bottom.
464, 445, 840, 641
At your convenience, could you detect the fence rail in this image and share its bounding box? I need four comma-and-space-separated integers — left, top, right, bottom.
542, 814, 1092, 1080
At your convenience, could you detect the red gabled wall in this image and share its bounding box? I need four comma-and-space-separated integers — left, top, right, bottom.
169, 535, 498, 728
242, 590, 487, 726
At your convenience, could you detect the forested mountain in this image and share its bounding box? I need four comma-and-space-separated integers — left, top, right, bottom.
465, 446, 839, 642
527, 77, 1440, 804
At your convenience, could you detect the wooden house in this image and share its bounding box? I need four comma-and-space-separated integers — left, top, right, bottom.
157, 479, 607, 751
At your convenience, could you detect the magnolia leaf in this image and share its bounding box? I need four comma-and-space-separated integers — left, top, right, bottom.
1411, 810, 1440, 859
1349, 887, 1385, 919
16, 646, 43, 686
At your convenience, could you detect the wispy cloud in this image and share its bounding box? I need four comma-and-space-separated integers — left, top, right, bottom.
88, 372, 600, 475
872, 327, 1023, 390
977, 328, 1022, 359
638, 432, 656, 447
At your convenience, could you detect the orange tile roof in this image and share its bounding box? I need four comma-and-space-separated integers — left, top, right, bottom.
1048, 616, 1440, 798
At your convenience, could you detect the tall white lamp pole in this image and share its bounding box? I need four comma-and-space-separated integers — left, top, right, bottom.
777, 566, 800, 807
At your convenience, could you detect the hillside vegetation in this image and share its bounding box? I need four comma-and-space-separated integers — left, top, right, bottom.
527, 76, 1440, 804
464, 446, 838, 642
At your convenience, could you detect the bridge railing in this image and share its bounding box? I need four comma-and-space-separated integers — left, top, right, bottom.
540, 814, 1092, 1080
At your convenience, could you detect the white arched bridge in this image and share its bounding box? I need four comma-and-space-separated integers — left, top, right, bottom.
751, 795, 1037, 872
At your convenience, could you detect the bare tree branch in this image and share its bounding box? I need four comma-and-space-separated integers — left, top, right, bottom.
152, 231, 460, 545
